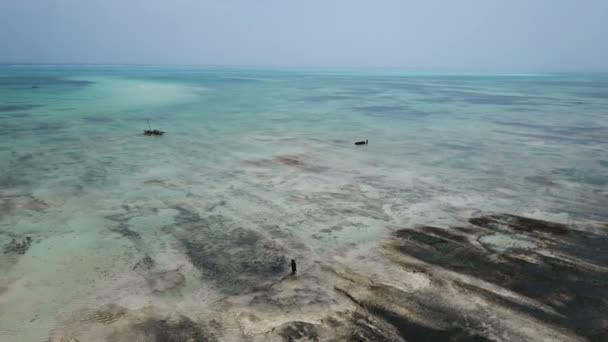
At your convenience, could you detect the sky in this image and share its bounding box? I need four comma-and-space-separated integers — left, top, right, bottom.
1, 0, 607, 71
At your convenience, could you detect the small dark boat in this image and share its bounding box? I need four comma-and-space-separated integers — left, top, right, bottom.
143, 120, 165, 136
354, 139, 368, 146
144, 129, 165, 136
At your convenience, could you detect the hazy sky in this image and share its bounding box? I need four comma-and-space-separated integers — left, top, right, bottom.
1, 0, 607, 71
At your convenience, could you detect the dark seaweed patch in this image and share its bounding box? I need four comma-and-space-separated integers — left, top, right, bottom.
492, 122, 608, 145
0, 76, 94, 88
81, 166, 107, 184
275, 155, 305, 166
249, 154, 328, 173
109, 223, 142, 242
391, 213, 608, 338
105, 212, 146, 250
551, 168, 608, 186
320, 225, 343, 234
493, 129, 599, 145
250, 285, 328, 310
367, 305, 491, 342
147, 270, 186, 293
276, 321, 319, 342
433, 142, 477, 152
354, 104, 435, 119
1, 121, 68, 136
597, 160, 608, 167
455, 281, 561, 326
80, 304, 127, 325
261, 224, 291, 238
495, 121, 607, 137
525, 175, 557, 186
463, 95, 529, 105
181, 236, 286, 294
215, 77, 262, 83
0, 194, 50, 214
3, 236, 33, 255
1, 112, 33, 119
336, 276, 497, 342
132, 255, 155, 270
0, 172, 30, 188
418, 226, 470, 244
494, 120, 549, 130
347, 311, 401, 342
301, 95, 352, 102
30, 121, 67, 132
416, 96, 454, 104
357, 81, 431, 95
507, 107, 534, 112
469, 214, 569, 235
353, 105, 404, 113
0, 104, 42, 112
109, 316, 217, 342
575, 91, 608, 99
83, 116, 114, 123
442, 90, 539, 105
169, 209, 288, 294
341, 88, 383, 96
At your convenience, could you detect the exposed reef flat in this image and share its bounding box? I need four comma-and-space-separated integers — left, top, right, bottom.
3, 66, 608, 342
49, 212, 607, 341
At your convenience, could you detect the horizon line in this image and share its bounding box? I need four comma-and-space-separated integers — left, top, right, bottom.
1, 62, 608, 74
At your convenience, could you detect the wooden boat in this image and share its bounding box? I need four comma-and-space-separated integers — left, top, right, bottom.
143, 120, 165, 136
144, 129, 164, 136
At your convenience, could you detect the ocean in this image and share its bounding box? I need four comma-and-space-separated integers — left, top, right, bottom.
1, 65, 607, 341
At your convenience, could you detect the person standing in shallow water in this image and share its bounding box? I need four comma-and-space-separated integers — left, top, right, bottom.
291, 259, 297, 275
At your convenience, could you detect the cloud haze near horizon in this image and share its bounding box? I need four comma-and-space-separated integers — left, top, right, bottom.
1, 0, 607, 71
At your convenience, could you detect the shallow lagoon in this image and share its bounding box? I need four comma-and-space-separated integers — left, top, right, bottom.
1, 66, 607, 341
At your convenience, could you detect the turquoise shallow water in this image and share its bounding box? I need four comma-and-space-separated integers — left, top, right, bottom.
1, 65, 607, 340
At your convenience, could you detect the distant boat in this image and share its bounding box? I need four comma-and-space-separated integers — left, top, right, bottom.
354, 139, 368, 146
144, 129, 164, 136
144, 120, 165, 136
